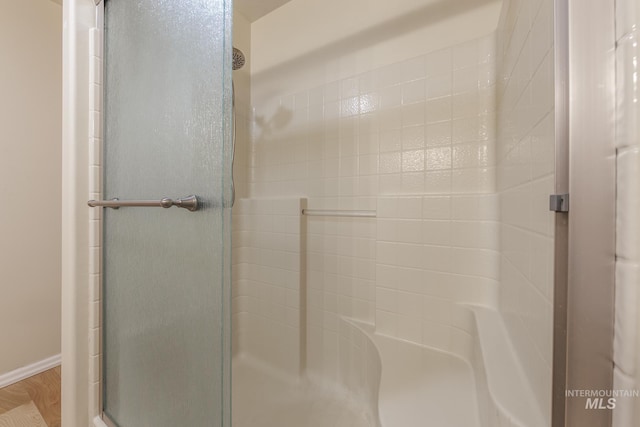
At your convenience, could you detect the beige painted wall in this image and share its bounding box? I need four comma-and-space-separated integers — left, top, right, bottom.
0, 0, 62, 375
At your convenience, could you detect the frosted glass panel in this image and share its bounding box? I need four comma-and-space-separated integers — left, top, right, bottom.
103, 1, 231, 426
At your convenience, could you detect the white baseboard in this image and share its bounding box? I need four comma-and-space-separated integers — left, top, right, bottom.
0, 354, 61, 388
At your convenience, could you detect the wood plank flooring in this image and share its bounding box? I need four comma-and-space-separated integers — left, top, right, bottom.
0, 367, 61, 427
0, 401, 48, 427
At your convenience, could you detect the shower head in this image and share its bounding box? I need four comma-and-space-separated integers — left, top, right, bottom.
233, 47, 245, 70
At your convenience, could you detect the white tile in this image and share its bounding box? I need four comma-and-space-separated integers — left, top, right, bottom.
378, 152, 401, 174
452, 195, 480, 220
451, 248, 499, 279
376, 62, 404, 87
452, 119, 480, 145
376, 241, 398, 265
380, 129, 402, 153
396, 197, 422, 219
380, 85, 403, 109
395, 243, 424, 268
426, 96, 452, 124
529, 175, 555, 237
401, 55, 428, 82
402, 78, 427, 105
378, 173, 402, 194
421, 220, 451, 246
376, 310, 398, 336
401, 172, 426, 194
477, 63, 496, 90
422, 245, 452, 273
397, 291, 423, 318
530, 0, 553, 69
397, 315, 422, 343
89, 28, 103, 59
617, 148, 640, 261
402, 150, 425, 172
402, 102, 426, 127
426, 146, 452, 171
612, 368, 638, 427
376, 263, 399, 287
451, 221, 499, 250
616, 0, 640, 40
614, 260, 640, 375
426, 73, 453, 99
340, 77, 359, 99
452, 92, 479, 119
426, 122, 452, 147
358, 72, 376, 95
423, 296, 452, 324
402, 126, 425, 150
379, 106, 403, 131
395, 267, 426, 295
395, 219, 423, 244
452, 168, 493, 193
424, 170, 452, 194
421, 196, 451, 220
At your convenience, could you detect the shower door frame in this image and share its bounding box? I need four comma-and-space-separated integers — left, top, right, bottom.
552, 0, 570, 422
553, 0, 617, 426
61, 0, 233, 426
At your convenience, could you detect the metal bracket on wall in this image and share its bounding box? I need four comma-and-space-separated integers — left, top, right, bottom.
550, 194, 570, 212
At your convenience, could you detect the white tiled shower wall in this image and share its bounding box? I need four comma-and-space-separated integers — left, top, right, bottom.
232, 198, 304, 376
232, 1, 557, 424
252, 36, 496, 334
306, 200, 377, 383
88, 27, 103, 418
614, 1, 640, 425
495, 0, 555, 420
249, 35, 497, 198
375, 194, 498, 349
232, 33, 502, 386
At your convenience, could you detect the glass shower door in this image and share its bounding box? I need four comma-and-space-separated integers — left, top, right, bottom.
101, 1, 231, 426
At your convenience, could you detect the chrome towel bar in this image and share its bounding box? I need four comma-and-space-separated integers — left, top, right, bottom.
87, 195, 199, 212
301, 209, 376, 218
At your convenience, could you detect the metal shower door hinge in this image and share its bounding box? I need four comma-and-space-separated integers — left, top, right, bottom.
549, 194, 570, 212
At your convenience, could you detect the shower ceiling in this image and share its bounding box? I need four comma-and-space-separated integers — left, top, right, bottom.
234, 0, 293, 22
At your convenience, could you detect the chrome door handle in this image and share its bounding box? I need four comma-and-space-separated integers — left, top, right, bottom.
87, 195, 199, 211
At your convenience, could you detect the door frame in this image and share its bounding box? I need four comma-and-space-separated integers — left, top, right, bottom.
62, 0, 102, 426
552, 0, 617, 426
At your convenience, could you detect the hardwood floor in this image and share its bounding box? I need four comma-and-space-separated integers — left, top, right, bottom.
0, 367, 61, 427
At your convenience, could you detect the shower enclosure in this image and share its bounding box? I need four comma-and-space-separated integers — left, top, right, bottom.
230, 0, 559, 425
69, 0, 233, 425
95, 1, 232, 425
61, 0, 619, 426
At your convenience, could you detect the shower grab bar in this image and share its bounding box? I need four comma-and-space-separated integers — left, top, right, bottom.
87, 195, 199, 212
301, 209, 376, 218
